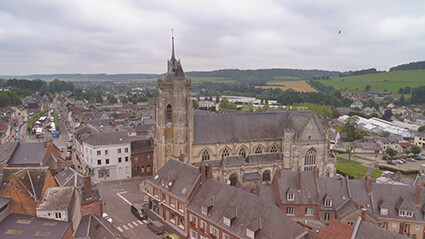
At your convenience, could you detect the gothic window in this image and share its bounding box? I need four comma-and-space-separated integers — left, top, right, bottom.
304, 148, 317, 171
166, 104, 172, 123
270, 145, 278, 153
221, 148, 230, 158
254, 146, 263, 154
238, 147, 247, 158
262, 170, 271, 182
202, 149, 210, 161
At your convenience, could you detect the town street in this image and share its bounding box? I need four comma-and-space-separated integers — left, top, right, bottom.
97, 178, 161, 239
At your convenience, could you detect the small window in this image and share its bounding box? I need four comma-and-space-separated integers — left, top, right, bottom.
222, 148, 230, 158
239, 147, 247, 158
134, 157, 137, 164
286, 207, 294, 215
406, 211, 413, 217
223, 233, 230, 239
190, 214, 197, 226
190, 229, 197, 239
380, 208, 388, 215
202, 150, 210, 161
147, 155, 151, 160
404, 224, 410, 233
254, 146, 263, 154
178, 202, 184, 212
270, 145, 278, 152
324, 213, 331, 222
324, 200, 332, 208
287, 193, 294, 201
348, 222, 354, 226
55, 212, 61, 218
305, 207, 314, 215
125, 156, 129, 162
105, 150, 108, 155
170, 213, 175, 223
201, 220, 206, 230
118, 148, 122, 154
170, 198, 175, 207
166, 105, 172, 123
223, 216, 231, 226
106, 159, 109, 165
147, 165, 151, 172
201, 206, 208, 215
97, 159, 101, 165
210, 226, 219, 237
118, 157, 122, 163
97, 150, 101, 156
125, 148, 129, 153
399, 210, 406, 217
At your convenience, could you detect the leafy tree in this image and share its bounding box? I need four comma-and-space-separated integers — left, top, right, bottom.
107, 94, 118, 103
192, 100, 199, 109
365, 85, 371, 91
385, 147, 397, 158
419, 125, 425, 132
404, 86, 411, 94
398, 94, 405, 105
346, 145, 356, 160
112, 111, 118, 119
241, 104, 254, 113
216, 94, 220, 103
404, 148, 411, 155
381, 109, 393, 121
411, 145, 422, 156
411, 86, 425, 104
342, 116, 363, 142
398, 88, 404, 94
219, 97, 237, 110
95, 93, 103, 103
379, 131, 390, 137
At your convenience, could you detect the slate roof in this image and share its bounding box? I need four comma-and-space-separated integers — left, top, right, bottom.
74, 214, 126, 239
55, 167, 85, 188
0, 213, 71, 239
6, 142, 47, 165
130, 138, 153, 154
188, 179, 307, 239
277, 170, 319, 205
0, 196, 11, 209
36, 187, 75, 211
149, 159, 200, 200
84, 131, 129, 146
87, 119, 111, 128
0, 167, 50, 202
353, 218, 409, 239
318, 177, 350, 211
193, 111, 322, 144
0, 141, 19, 163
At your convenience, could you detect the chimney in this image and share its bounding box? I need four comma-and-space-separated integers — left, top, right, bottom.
416, 185, 421, 205
57, 160, 61, 174
365, 176, 372, 194
84, 175, 92, 200
255, 183, 260, 196
297, 167, 301, 190
361, 208, 367, 222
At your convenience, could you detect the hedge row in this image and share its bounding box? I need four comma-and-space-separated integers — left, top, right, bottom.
378, 165, 418, 175
26, 109, 49, 132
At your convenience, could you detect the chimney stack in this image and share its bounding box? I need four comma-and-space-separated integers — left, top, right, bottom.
57, 160, 61, 174
84, 175, 92, 200
297, 167, 301, 190
361, 208, 367, 222
416, 185, 421, 205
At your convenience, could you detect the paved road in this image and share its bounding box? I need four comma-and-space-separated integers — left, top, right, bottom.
97, 178, 161, 239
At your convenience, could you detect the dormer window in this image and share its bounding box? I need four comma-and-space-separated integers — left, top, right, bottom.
380, 208, 388, 215
406, 211, 413, 217
399, 210, 406, 217
246, 229, 255, 239
287, 193, 294, 201
201, 206, 208, 215
223, 216, 231, 227
324, 200, 332, 208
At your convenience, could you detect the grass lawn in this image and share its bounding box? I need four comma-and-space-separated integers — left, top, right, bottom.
337, 157, 383, 179
317, 69, 425, 99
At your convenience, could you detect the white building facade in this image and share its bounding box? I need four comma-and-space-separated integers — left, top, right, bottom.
82, 131, 131, 181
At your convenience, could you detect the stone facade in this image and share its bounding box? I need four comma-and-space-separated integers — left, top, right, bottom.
154, 39, 336, 177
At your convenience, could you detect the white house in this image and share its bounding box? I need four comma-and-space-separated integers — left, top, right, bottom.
82, 131, 131, 181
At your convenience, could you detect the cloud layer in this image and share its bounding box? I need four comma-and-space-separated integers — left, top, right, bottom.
1, 0, 424, 75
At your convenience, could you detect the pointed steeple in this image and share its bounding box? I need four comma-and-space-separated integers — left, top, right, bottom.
171, 29, 176, 61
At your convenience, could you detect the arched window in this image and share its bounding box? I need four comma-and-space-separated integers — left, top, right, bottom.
166, 104, 172, 123
262, 170, 271, 182
229, 173, 238, 186
270, 145, 278, 153
304, 148, 317, 171
239, 147, 247, 158
202, 149, 210, 161
255, 146, 263, 154
221, 148, 230, 158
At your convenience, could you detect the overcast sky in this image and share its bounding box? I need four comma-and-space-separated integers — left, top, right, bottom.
1, 0, 425, 75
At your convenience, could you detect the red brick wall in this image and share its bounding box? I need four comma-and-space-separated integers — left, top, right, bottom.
131, 151, 153, 177
187, 211, 237, 239
279, 204, 320, 219
81, 199, 103, 217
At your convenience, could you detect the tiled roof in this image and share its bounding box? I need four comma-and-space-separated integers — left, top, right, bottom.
36, 187, 75, 211
315, 219, 353, 239
84, 131, 129, 146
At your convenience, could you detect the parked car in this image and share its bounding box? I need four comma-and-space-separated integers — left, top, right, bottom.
65, 151, 71, 160
164, 233, 180, 239
131, 203, 147, 220
387, 160, 396, 165
406, 158, 415, 162
415, 156, 425, 160
399, 159, 406, 163
147, 220, 164, 235
102, 213, 113, 223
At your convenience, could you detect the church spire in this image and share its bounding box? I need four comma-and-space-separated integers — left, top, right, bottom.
171, 29, 176, 61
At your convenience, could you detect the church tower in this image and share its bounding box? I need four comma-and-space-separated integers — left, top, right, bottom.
153, 36, 193, 172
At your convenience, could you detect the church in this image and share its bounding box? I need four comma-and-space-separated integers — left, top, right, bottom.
153, 38, 336, 179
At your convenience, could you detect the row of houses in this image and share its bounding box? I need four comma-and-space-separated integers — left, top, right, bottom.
142, 159, 411, 239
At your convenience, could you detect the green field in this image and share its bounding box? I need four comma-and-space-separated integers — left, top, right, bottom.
317, 69, 425, 99
336, 157, 382, 179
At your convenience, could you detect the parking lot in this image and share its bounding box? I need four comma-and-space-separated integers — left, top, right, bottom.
381, 157, 425, 171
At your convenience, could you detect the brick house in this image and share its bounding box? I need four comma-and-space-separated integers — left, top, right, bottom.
130, 138, 153, 177
0, 167, 58, 215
